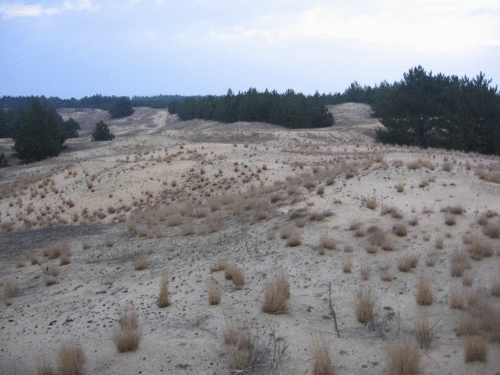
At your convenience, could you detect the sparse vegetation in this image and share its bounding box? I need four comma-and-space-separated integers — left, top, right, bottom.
113, 310, 141, 353
416, 276, 434, 306
312, 339, 335, 375
157, 274, 170, 308
464, 336, 488, 363
386, 339, 421, 375
355, 288, 375, 325
58, 343, 85, 375
262, 270, 290, 314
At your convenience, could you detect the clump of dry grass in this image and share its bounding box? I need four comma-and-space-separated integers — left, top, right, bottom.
425, 253, 436, 267
210, 258, 227, 273
398, 254, 418, 272
319, 236, 336, 251
59, 252, 71, 266
444, 214, 456, 226
386, 339, 421, 375
82, 241, 91, 249
36, 356, 55, 375
262, 270, 290, 314
4, 277, 19, 300
16, 260, 25, 268
360, 263, 370, 280
29, 251, 39, 265
342, 258, 352, 273
449, 289, 465, 310
467, 237, 493, 260
157, 274, 170, 308
482, 222, 500, 239
113, 310, 141, 353
416, 276, 434, 306
296, 218, 306, 228
435, 238, 444, 250
380, 266, 393, 282
312, 339, 335, 375
462, 272, 474, 287
366, 245, 378, 254
286, 231, 302, 247
58, 343, 85, 375
393, 223, 408, 237
134, 256, 148, 270
450, 250, 469, 277
456, 315, 480, 336
104, 236, 114, 247
355, 288, 375, 325
464, 336, 488, 363
43, 241, 70, 260
226, 265, 245, 288
491, 278, 500, 296
366, 196, 378, 210
395, 183, 405, 193
207, 281, 221, 305
368, 226, 386, 247
415, 312, 437, 350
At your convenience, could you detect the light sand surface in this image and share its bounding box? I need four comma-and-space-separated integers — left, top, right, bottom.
1, 103, 499, 374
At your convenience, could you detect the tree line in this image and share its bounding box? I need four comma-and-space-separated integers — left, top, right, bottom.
168, 88, 334, 129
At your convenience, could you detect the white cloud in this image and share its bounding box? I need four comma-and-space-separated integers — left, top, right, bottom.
206, 0, 500, 52
1, 0, 98, 18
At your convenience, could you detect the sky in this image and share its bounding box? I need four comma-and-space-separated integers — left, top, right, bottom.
0, 0, 499, 98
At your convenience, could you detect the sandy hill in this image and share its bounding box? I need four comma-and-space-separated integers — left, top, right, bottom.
0, 103, 499, 375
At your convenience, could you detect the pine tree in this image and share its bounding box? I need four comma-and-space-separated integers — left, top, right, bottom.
91, 120, 115, 141
109, 97, 134, 119
12, 99, 67, 162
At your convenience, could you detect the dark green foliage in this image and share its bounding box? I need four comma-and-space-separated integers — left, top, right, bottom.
109, 96, 134, 119
91, 120, 115, 141
63, 117, 80, 138
375, 66, 500, 155
12, 99, 68, 162
0, 107, 11, 138
0, 153, 7, 168
168, 88, 334, 129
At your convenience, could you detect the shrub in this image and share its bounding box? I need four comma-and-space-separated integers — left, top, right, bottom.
386, 339, 421, 375
104, 236, 114, 247
468, 237, 493, 260
157, 274, 170, 308
91, 120, 115, 141
464, 336, 488, 363
483, 222, 500, 239
342, 258, 352, 273
262, 271, 290, 314
226, 265, 245, 288
109, 96, 134, 119
319, 236, 336, 250
312, 339, 335, 375
355, 289, 375, 324
58, 343, 85, 375
444, 214, 456, 226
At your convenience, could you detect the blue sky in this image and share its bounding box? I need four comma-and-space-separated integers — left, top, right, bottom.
1, 0, 499, 98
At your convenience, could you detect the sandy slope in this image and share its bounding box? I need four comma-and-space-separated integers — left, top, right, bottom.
1, 103, 500, 374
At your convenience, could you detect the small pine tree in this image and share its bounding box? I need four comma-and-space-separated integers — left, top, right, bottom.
91, 120, 115, 141
12, 99, 67, 162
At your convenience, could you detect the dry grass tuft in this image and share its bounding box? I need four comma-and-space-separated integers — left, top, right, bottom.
319, 236, 336, 250
262, 270, 290, 314
104, 237, 114, 247
134, 256, 148, 270
226, 265, 245, 288
386, 339, 421, 375
342, 258, 352, 273
312, 339, 335, 375
483, 222, 500, 239
157, 274, 170, 308
393, 223, 408, 237
416, 276, 434, 306
380, 267, 393, 282
395, 183, 405, 193
462, 272, 474, 287
114, 311, 141, 353
366, 196, 378, 210
360, 263, 370, 280
467, 237, 493, 260
456, 315, 480, 336
4, 277, 19, 300
366, 245, 378, 254
425, 253, 436, 267
43, 241, 70, 260
464, 336, 488, 363
36, 356, 55, 375
450, 250, 469, 277
286, 231, 302, 247
415, 313, 437, 350
210, 258, 227, 273
491, 278, 500, 296
207, 281, 221, 305
355, 288, 375, 325
58, 343, 85, 375
449, 289, 465, 310
59, 252, 71, 266
444, 214, 456, 226
398, 254, 418, 272
29, 251, 39, 265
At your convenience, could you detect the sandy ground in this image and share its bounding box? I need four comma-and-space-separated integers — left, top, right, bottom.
1, 103, 500, 374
